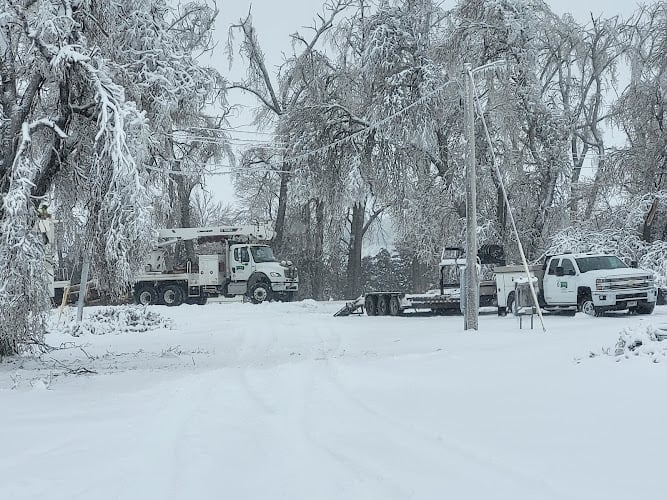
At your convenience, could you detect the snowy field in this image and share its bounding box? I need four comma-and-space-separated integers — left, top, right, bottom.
2, 301, 667, 500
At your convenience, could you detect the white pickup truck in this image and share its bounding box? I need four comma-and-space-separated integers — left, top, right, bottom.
537, 253, 656, 316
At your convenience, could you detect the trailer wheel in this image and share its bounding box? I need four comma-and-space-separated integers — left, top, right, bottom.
134, 285, 158, 305
365, 295, 378, 316
162, 284, 184, 307
378, 295, 390, 316
389, 296, 402, 316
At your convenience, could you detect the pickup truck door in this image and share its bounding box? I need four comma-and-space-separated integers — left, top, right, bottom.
551, 257, 578, 305
542, 258, 559, 304
230, 245, 253, 282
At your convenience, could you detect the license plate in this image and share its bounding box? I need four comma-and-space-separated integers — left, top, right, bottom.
627, 301, 638, 307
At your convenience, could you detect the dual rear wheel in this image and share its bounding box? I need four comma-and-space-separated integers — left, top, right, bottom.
135, 284, 205, 307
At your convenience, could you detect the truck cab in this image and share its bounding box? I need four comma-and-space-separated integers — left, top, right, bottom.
227, 243, 299, 302
541, 253, 657, 316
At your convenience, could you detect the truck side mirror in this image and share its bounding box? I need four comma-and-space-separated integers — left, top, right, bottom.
630, 260, 638, 268
555, 266, 564, 277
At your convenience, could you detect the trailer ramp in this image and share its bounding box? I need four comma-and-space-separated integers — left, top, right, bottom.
333, 296, 365, 317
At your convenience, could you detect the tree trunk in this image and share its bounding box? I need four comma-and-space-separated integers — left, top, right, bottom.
642, 198, 659, 242
345, 201, 365, 299
584, 148, 605, 219
32, 80, 72, 201
273, 163, 290, 251
311, 199, 325, 300
175, 174, 196, 261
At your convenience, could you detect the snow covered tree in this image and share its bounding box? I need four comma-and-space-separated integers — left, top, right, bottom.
228, 1, 354, 299
611, 4, 666, 198
0, 0, 226, 355
361, 248, 408, 292
228, 1, 350, 250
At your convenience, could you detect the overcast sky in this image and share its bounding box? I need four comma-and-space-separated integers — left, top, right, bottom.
207, 0, 648, 205
215, 0, 643, 79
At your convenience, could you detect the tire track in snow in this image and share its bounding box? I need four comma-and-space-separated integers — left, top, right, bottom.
106, 372, 222, 500
233, 323, 408, 499
296, 349, 412, 499
320, 356, 573, 500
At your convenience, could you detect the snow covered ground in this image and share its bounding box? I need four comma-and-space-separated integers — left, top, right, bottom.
2, 301, 667, 500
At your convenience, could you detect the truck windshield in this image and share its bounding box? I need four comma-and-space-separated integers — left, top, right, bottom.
575, 256, 627, 273
250, 245, 276, 263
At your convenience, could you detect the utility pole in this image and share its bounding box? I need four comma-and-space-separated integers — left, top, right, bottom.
464, 63, 479, 330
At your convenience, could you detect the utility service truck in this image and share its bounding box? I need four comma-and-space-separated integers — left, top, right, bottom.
133, 223, 298, 306
518, 252, 657, 317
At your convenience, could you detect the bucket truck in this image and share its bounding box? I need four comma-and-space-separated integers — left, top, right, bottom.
133, 223, 299, 306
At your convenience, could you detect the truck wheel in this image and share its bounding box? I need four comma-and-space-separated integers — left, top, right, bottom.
365, 295, 378, 316
377, 295, 390, 316
162, 284, 184, 307
636, 302, 655, 315
249, 281, 271, 304
389, 296, 402, 316
579, 297, 601, 317
135, 285, 158, 305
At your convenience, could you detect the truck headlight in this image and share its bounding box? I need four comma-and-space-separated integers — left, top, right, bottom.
270, 272, 282, 278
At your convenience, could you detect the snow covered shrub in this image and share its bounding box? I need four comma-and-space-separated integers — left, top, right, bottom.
54, 307, 173, 337
591, 325, 667, 363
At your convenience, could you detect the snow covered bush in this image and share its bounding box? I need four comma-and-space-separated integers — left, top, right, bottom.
589, 325, 667, 363
54, 307, 173, 337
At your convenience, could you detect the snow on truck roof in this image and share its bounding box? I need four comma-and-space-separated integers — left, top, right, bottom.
550, 252, 617, 259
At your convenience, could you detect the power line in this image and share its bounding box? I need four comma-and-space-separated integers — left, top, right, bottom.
179, 124, 288, 137
160, 133, 288, 150
143, 162, 290, 177
282, 80, 460, 164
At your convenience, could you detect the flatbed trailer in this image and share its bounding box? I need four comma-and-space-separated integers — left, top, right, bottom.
334, 281, 497, 317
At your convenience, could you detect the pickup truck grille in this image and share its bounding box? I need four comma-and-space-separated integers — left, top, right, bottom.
616, 292, 648, 300
597, 276, 653, 290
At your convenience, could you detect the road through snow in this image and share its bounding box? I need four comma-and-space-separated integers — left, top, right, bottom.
1, 301, 666, 499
